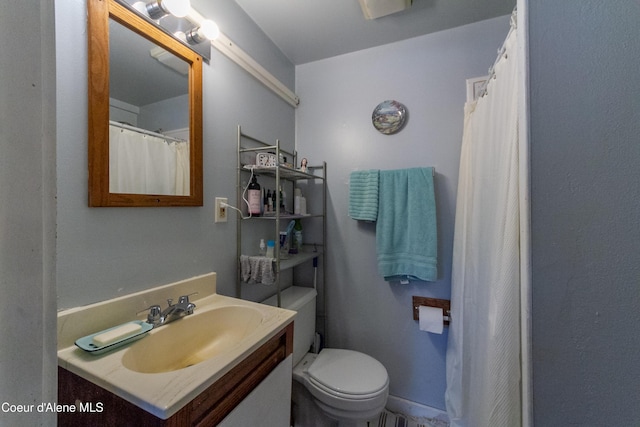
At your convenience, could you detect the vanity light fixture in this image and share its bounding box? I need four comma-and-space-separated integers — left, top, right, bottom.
132, 0, 300, 107
145, 0, 191, 20
186, 19, 220, 44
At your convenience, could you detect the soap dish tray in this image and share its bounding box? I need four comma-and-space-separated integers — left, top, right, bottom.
75, 320, 153, 355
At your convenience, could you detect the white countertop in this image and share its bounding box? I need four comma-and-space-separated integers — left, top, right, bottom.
57, 273, 295, 419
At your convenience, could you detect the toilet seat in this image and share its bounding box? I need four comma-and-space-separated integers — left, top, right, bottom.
293, 349, 390, 422
306, 349, 389, 400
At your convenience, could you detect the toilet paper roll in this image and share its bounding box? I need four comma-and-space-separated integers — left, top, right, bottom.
419, 306, 444, 334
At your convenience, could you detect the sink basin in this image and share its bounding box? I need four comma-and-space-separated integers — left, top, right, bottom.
122, 305, 264, 373
58, 274, 298, 420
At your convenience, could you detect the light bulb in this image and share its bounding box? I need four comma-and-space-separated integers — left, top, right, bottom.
161, 0, 191, 18
173, 31, 187, 43
186, 19, 220, 44
199, 20, 220, 40
132, 1, 148, 15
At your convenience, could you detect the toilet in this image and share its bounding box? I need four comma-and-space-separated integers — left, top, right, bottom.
263, 287, 389, 425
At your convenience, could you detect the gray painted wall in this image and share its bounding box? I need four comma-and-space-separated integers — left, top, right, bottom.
529, 1, 640, 424
0, 1, 57, 425
295, 16, 510, 410
55, 0, 296, 309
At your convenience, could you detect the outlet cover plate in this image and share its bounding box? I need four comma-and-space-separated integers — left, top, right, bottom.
215, 197, 228, 223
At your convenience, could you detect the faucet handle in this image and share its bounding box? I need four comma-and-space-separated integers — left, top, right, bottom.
137, 305, 161, 324
178, 292, 198, 304
148, 305, 161, 322
178, 293, 198, 315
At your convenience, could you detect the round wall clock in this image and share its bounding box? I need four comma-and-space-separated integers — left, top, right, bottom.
372, 100, 407, 135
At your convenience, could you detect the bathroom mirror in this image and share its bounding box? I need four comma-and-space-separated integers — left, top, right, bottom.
88, 0, 203, 206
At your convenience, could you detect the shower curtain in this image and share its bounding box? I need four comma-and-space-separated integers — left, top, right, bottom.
109, 125, 189, 195
445, 18, 521, 427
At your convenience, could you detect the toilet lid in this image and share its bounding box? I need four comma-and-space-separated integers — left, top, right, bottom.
307, 349, 388, 397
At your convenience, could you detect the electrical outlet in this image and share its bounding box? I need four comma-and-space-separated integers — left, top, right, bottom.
215, 197, 228, 223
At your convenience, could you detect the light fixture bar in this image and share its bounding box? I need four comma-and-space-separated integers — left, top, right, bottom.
187, 8, 300, 108
212, 33, 300, 107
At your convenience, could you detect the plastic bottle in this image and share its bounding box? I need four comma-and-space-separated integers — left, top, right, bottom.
300, 195, 307, 215
294, 188, 302, 215
279, 186, 285, 211
271, 189, 277, 212
292, 219, 303, 254
259, 239, 266, 256
280, 186, 287, 213
265, 240, 275, 258
264, 189, 270, 214
279, 231, 289, 259
247, 176, 261, 216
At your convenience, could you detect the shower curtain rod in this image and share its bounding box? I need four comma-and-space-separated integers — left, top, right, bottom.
478, 7, 517, 99
109, 120, 186, 143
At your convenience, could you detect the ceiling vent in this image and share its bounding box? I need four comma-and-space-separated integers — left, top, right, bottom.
358, 0, 412, 20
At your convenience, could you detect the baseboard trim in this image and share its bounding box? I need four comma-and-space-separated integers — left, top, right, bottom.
385, 395, 449, 422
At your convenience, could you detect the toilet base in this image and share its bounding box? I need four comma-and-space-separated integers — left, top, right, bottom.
291, 380, 384, 427
292, 380, 338, 427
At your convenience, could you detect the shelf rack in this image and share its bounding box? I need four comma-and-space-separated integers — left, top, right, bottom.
236, 125, 326, 308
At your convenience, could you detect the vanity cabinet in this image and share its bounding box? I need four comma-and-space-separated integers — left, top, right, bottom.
236, 125, 327, 309
58, 322, 293, 426
218, 355, 292, 426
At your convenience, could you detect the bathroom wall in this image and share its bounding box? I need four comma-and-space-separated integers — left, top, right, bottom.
528, 1, 640, 424
138, 94, 189, 131
55, 0, 296, 309
0, 1, 57, 425
295, 16, 510, 410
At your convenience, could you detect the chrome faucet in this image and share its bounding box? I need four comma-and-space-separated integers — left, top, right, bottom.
142, 294, 197, 327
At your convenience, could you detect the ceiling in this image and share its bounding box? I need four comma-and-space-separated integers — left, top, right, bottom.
110, 18, 189, 107
233, 0, 515, 65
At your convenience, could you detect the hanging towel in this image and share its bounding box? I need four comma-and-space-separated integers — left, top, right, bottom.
349, 169, 380, 221
376, 167, 437, 282
240, 255, 276, 285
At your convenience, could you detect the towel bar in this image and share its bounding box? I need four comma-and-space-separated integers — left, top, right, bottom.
412, 296, 451, 326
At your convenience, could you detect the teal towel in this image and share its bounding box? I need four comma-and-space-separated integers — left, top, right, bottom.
376, 167, 437, 282
349, 170, 380, 221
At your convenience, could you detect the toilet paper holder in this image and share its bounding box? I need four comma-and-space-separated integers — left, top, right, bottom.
412, 296, 451, 326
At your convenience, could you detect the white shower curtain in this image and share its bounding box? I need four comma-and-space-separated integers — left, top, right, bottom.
109, 125, 189, 195
445, 21, 521, 427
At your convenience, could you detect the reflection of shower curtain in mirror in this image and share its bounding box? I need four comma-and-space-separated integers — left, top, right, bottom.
109, 126, 189, 195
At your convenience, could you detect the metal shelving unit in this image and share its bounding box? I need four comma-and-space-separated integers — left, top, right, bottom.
236, 125, 326, 308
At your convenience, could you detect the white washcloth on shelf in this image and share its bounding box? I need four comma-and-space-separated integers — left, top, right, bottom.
240, 255, 276, 285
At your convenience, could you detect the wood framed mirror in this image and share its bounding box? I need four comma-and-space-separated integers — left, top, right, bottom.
88, 0, 203, 206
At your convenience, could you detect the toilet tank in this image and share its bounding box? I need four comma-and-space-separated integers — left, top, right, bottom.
262, 286, 317, 366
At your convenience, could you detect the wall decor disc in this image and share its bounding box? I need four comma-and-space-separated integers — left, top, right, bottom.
372, 100, 407, 135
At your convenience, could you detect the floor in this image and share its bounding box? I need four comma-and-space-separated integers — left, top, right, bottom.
366, 409, 450, 427
292, 380, 450, 427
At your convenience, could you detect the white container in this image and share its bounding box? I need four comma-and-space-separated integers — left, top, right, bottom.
300, 197, 307, 215
294, 188, 302, 215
